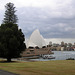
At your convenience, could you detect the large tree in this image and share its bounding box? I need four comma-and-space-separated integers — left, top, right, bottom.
0, 2, 26, 62
3, 2, 18, 24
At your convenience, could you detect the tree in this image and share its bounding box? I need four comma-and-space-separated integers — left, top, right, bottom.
0, 2, 26, 62
3, 2, 18, 24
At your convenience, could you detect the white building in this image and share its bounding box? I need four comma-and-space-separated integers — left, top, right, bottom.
61, 47, 64, 51
26, 29, 46, 48
49, 41, 52, 46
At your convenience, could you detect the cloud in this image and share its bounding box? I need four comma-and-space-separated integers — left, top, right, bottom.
16, 5, 75, 38
0, 0, 75, 39
0, 0, 58, 8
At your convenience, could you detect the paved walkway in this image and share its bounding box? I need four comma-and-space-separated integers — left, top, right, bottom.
0, 70, 19, 75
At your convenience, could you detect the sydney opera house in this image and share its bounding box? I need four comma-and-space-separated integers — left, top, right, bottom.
26, 29, 46, 48
22, 29, 52, 57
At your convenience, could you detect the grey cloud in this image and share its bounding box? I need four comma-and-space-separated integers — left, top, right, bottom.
16, 6, 75, 38
0, 1, 75, 39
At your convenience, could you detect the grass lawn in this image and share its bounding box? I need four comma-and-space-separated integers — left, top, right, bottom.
0, 60, 75, 75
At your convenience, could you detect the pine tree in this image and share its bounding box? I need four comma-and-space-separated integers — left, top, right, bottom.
3, 2, 18, 24
0, 2, 26, 62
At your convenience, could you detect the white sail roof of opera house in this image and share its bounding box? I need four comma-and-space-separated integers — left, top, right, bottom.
26, 29, 46, 48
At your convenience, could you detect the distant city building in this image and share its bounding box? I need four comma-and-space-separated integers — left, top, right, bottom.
61, 41, 64, 47
64, 43, 67, 47
73, 48, 75, 51
26, 29, 75, 51
56, 46, 61, 51
74, 43, 75, 47
68, 43, 72, 47
49, 41, 52, 46
61, 47, 64, 51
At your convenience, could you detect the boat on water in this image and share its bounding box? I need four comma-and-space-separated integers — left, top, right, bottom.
42, 55, 55, 59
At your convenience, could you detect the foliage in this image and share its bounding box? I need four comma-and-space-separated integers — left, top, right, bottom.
0, 2, 26, 62
0, 23, 26, 61
3, 2, 18, 24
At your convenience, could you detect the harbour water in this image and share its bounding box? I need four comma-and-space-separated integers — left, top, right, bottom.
53, 51, 75, 60
30, 51, 75, 61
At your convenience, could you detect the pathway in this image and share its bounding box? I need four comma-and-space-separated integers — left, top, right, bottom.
0, 70, 19, 75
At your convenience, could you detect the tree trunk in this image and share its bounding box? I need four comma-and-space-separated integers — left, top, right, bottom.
7, 58, 11, 62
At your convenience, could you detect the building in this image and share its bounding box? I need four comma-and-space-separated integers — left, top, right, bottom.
49, 41, 52, 46
61, 47, 64, 51
26, 29, 46, 48
22, 29, 52, 57
61, 41, 64, 47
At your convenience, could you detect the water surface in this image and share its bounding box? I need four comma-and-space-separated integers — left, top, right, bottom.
30, 51, 75, 61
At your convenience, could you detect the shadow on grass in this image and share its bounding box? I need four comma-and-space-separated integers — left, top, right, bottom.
0, 60, 19, 63
0, 58, 36, 63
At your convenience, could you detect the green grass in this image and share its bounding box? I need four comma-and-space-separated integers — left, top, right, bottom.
0, 60, 75, 75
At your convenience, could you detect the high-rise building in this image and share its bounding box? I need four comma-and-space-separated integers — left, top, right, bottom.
61, 41, 64, 47
49, 41, 52, 46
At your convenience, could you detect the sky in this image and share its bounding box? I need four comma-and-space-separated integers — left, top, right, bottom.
0, 0, 75, 43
